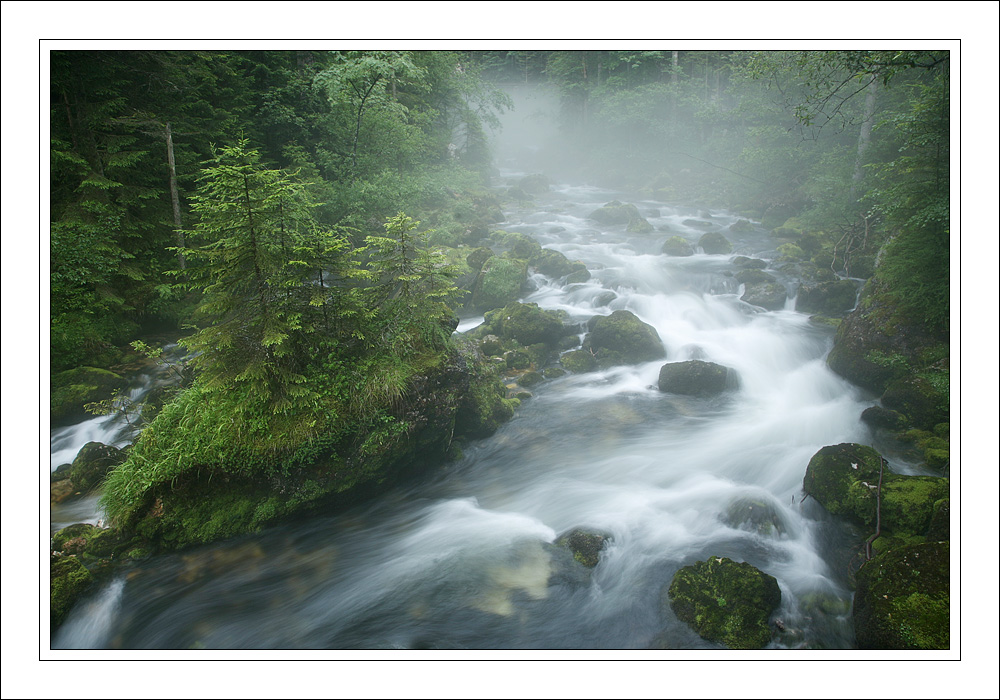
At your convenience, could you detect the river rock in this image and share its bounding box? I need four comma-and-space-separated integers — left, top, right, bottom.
729, 219, 755, 233
472, 257, 528, 312
662, 236, 695, 256
741, 281, 787, 310
588, 200, 653, 233
529, 248, 576, 278
50, 366, 126, 425
560, 349, 598, 373
555, 528, 612, 568
880, 374, 949, 431
488, 302, 566, 346
69, 441, 126, 494
490, 230, 543, 260
665, 556, 781, 649
852, 541, 949, 649
466, 246, 494, 271
583, 310, 665, 367
698, 232, 732, 255
860, 405, 907, 431
657, 360, 737, 397
50, 554, 95, 630
517, 173, 550, 194
796, 280, 858, 316
733, 256, 767, 270
722, 496, 789, 537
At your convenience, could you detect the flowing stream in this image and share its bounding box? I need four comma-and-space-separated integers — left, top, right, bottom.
52, 179, 892, 651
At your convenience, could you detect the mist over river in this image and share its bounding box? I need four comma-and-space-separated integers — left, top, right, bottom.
50, 171, 900, 650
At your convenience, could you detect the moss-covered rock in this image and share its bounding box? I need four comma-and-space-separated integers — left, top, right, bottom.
555, 528, 612, 568
662, 236, 695, 256
860, 405, 907, 431
489, 230, 542, 260
583, 310, 665, 367
802, 443, 885, 518
51, 366, 126, 425
698, 232, 732, 255
665, 556, 781, 649
729, 219, 755, 234
466, 246, 495, 272
852, 541, 949, 649
517, 371, 545, 388
51, 555, 95, 630
735, 269, 777, 285
564, 267, 592, 284
881, 374, 949, 431
732, 256, 767, 270
472, 257, 528, 312
797, 280, 859, 316
560, 349, 598, 373
722, 496, 789, 537
517, 173, 550, 194
69, 442, 126, 494
588, 200, 653, 233
489, 303, 567, 346
529, 248, 576, 278
741, 281, 787, 310
657, 360, 737, 397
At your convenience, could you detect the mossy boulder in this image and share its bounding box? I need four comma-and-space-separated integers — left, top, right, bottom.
489, 230, 542, 260
517, 173, 550, 194
487, 302, 567, 346
583, 310, 665, 367
657, 360, 737, 397
517, 371, 545, 388
555, 528, 612, 568
588, 200, 652, 233
735, 269, 776, 285
802, 443, 885, 518
564, 267, 592, 284
662, 236, 695, 257
881, 375, 949, 431
741, 281, 787, 310
560, 349, 598, 373
860, 405, 907, 431
827, 277, 948, 396
466, 246, 495, 271
852, 541, 949, 649
529, 248, 575, 277
729, 219, 755, 234
50, 366, 126, 425
665, 556, 781, 649
69, 442, 126, 494
732, 256, 767, 270
797, 280, 859, 316
50, 555, 95, 630
697, 232, 732, 255
472, 257, 528, 312
722, 496, 789, 537
683, 218, 715, 229
803, 444, 949, 542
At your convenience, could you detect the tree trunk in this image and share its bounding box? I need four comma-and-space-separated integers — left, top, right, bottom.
850, 76, 880, 202
165, 122, 186, 270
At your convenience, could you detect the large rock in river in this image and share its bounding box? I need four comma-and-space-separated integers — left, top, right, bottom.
697, 231, 732, 255
472, 257, 527, 313
488, 302, 567, 346
665, 556, 781, 649
69, 441, 126, 494
588, 200, 653, 233
50, 366, 126, 425
853, 541, 949, 649
584, 310, 666, 367
657, 360, 737, 397
662, 236, 695, 257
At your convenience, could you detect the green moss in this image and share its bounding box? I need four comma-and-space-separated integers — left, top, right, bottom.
473, 257, 527, 312
50, 367, 125, 423
492, 303, 566, 346
585, 310, 666, 367
51, 555, 95, 629
560, 350, 598, 373
802, 443, 883, 517
665, 557, 781, 649
662, 236, 695, 256
853, 541, 949, 649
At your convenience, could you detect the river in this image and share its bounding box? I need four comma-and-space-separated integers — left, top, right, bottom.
50, 175, 898, 651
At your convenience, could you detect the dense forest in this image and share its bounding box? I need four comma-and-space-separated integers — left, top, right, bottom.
48, 49, 954, 654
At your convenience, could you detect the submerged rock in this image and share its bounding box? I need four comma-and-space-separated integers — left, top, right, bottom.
722, 496, 789, 537
662, 236, 695, 257
697, 232, 732, 255
657, 360, 737, 397
584, 310, 666, 367
555, 528, 612, 568
853, 541, 949, 649
665, 556, 781, 649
